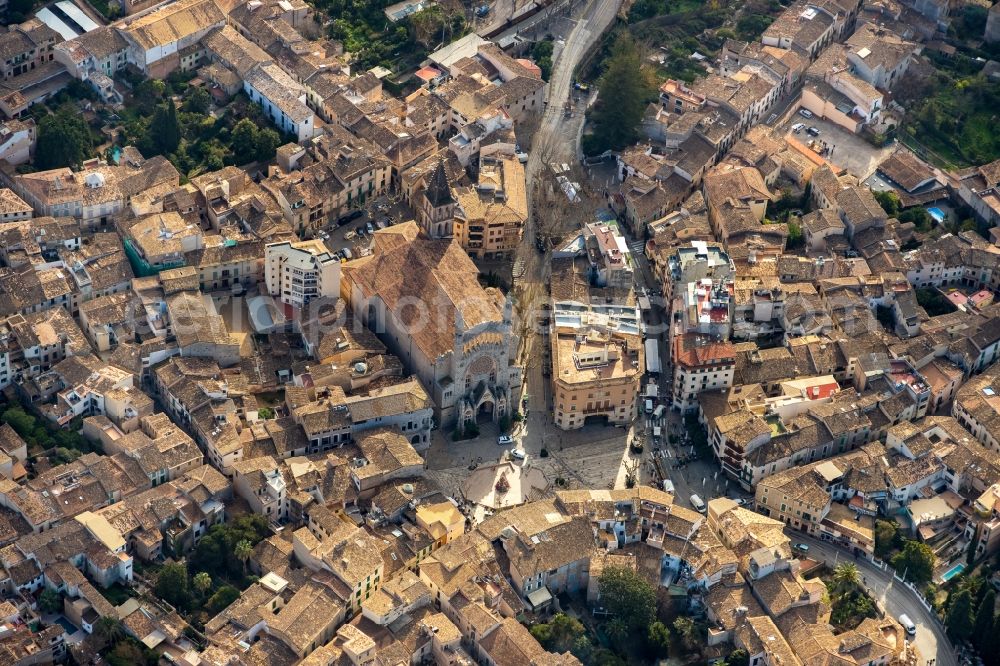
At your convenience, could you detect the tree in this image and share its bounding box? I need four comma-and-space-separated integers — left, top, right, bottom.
234, 538, 254, 576
946, 588, 974, 644
193, 571, 213, 596
35, 107, 92, 170
190, 515, 270, 579
531, 39, 554, 80
38, 588, 63, 614
916, 288, 955, 317
968, 538, 978, 567
530, 613, 585, 653
133, 78, 165, 115
874, 520, 901, 559
206, 584, 241, 614
987, 613, 1000, 666
571, 634, 593, 662
898, 207, 933, 232
873, 190, 901, 217
254, 128, 281, 162
94, 616, 125, 645
646, 620, 671, 658
892, 541, 935, 584
598, 566, 656, 634
231, 119, 259, 165
972, 589, 995, 653
727, 648, 750, 666
155, 562, 191, 610
184, 86, 212, 114
673, 616, 700, 653
832, 562, 861, 596
786, 221, 804, 250
587, 34, 655, 153
605, 617, 628, 645
106, 641, 145, 666
151, 100, 181, 155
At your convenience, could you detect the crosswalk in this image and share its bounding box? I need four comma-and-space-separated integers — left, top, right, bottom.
627, 239, 646, 255
512, 258, 526, 286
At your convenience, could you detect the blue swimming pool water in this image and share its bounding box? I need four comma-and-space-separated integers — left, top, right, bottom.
55, 617, 76, 635
927, 207, 946, 223
941, 562, 965, 581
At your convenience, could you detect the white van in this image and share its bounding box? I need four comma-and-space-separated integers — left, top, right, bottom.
662, 479, 675, 494
690, 494, 706, 512
898, 614, 916, 636
644, 399, 654, 413
652, 404, 666, 421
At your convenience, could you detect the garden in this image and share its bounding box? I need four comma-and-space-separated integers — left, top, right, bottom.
524, 565, 740, 665
892, 2, 1000, 170
312, 0, 467, 73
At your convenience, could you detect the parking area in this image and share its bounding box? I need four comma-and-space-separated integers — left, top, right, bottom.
315, 193, 411, 260
778, 109, 895, 180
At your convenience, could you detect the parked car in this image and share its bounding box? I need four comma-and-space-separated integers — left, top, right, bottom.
793, 542, 809, 554
791, 122, 805, 133
898, 614, 916, 636
356, 225, 367, 237
807, 126, 821, 136
344, 230, 356, 240
366, 221, 375, 235
510, 449, 526, 460
337, 210, 363, 226
689, 494, 706, 513
498, 435, 514, 446
340, 248, 353, 260
798, 108, 814, 119
516, 151, 528, 163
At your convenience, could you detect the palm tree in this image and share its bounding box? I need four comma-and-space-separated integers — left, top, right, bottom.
193, 571, 212, 596
832, 562, 861, 596
94, 616, 124, 645
234, 539, 253, 576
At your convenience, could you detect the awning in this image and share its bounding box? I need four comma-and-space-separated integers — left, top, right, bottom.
527, 586, 553, 610
141, 629, 166, 649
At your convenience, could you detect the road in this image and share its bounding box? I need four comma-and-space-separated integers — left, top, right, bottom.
791, 532, 955, 666
516, 0, 622, 384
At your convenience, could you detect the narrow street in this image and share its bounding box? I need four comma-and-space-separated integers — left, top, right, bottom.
515, 0, 622, 416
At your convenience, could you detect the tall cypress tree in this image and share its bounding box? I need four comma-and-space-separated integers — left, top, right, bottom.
151, 100, 181, 155
946, 589, 974, 644
973, 590, 996, 654
589, 34, 655, 152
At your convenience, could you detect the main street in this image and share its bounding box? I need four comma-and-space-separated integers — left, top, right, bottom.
516, 0, 622, 415
791, 532, 955, 666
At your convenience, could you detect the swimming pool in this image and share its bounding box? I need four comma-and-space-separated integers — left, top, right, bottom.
927, 207, 946, 224
55, 617, 76, 635
941, 562, 965, 582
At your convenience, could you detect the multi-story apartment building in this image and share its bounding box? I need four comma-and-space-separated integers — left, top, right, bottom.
672, 333, 736, 413
550, 305, 644, 431
264, 239, 341, 310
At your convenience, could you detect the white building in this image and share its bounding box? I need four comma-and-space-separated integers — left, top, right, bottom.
264, 239, 341, 310
244, 63, 316, 143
